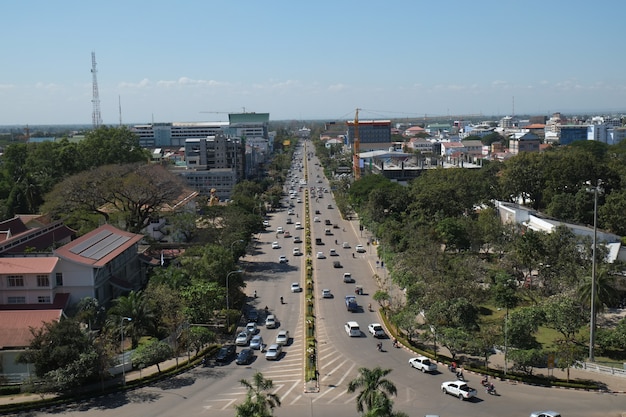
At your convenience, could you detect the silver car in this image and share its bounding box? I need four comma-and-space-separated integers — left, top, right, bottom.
265, 344, 282, 360
235, 331, 251, 346
249, 335, 264, 350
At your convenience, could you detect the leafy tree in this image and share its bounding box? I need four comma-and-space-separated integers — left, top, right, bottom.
131, 339, 173, 373
543, 296, 587, 342
507, 306, 544, 349
596, 317, 626, 353
78, 125, 150, 168
390, 307, 419, 343
180, 280, 225, 324
363, 393, 409, 417
435, 217, 471, 252
347, 367, 398, 415
438, 327, 471, 360
235, 371, 281, 417
17, 319, 99, 392
507, 348, 546, 375
188, 326, 217, 355
499, 151, 545, 209
75, 296, 106, 331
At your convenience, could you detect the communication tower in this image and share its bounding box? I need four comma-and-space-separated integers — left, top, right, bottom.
352, 108, 361, 180
91, 52, 102, 128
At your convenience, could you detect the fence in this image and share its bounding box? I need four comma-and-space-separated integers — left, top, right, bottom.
577, 361, 626, 378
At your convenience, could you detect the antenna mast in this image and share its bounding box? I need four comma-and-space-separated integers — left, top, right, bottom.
91, 52, 102, 128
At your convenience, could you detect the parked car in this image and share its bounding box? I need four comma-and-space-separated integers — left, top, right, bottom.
291, 282, 302, 292
236, 349, 255, 365
265, 314, 278, 329
441, 381, 477, 401
322, 289, 333, 298
246, 322, 258, 335
265, 344, 282, 360
249, 335, 264, 350
275, 330, 290, 345
409, 356, 438, 373
246, 309, 259, 323
368, 323, 385, 338
215, 344, 236, 364
235, 331, 251, 346
355, 244, 366, 253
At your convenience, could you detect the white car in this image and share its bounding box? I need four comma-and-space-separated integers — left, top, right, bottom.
246, 322, 258, 335
275, 330, 290, 345
343, 272, 354, 283
276, 227, 284, 234
316, 251, 326, 259
368, 323, 385, 338
265, 314, 277, 329
292, 247, 301, 256
293, 236, 302, 243
265, 344, 282, 360
263, 220, 270, 227
278, 255, 288, 264
408, 356, 437, 373
295, 222, 302, 230
235, 331, 251, 346
291, 282, 302, 292
329, 248, 338, 256
313, 217, 320, 222
271, 241, 280, 249
355, 244, 366, 253
342, 242, 350, 248
322, 289, 332, 298
441, 381, 477, 400
530, 412, 561, 417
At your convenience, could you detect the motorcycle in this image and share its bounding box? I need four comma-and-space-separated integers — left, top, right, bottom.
481, 377, 489, 387
376, 342, 383, 352
486, 384, 497, 395
456, 371, 465, 381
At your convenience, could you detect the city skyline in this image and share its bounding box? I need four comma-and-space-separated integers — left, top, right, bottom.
1, 0, 625, 125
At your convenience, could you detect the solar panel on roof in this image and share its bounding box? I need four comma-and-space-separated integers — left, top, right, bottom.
89, 235, 131, 260
69, 230, 112, 255
81, 234, 130, 260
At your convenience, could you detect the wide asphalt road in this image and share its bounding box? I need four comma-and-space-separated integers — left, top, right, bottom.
15, 141, 625, 417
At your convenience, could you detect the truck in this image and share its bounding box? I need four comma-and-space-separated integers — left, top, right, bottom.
345, 295, 358, 312
440, 381, 477, 401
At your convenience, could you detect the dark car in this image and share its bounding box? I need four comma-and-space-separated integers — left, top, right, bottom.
247, 309, 259, 323
236, 348, 255, 365
333, 261, 342, 268
215, 344, 236, 364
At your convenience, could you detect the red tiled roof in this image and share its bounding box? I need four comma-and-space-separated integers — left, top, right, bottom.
526, 124, 546, 129
0, 309, 63, 348
0, 257, 59, 274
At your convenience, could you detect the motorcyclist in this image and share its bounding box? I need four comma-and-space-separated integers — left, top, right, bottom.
280, 296, 284, 304
254, 290, 257, 298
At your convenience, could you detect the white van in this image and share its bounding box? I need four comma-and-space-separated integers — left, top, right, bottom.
345, 321, 360, 337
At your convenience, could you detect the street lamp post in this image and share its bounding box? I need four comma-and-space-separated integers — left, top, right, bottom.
588, 181, 601, 362
120, 316, 132, 385
230, 239, 244, 257
226, 270, 243, 329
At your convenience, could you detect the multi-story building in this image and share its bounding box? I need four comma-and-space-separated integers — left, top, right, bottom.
559, 125, 588, 145
132, 121, 229, 148
509, 132, 540, 155
346, 120, 392, 151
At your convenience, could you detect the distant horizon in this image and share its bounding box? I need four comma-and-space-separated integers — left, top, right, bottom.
0, 108, 625, 131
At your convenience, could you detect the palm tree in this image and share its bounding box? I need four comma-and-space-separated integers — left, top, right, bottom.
577, 267, 618, 315
235, 371, 281, 417
363, 393, 409, 417
109, 290, 155, 349
347, 366, 398, 415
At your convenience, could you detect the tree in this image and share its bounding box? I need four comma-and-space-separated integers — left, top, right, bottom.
235, 371, 281, 417
78, 125, 150, 168
347, 367, 398, 415
17, 319, 100, 392
507, 307, 544, 350
362, 393, 409, 417
131, 339, 173, 373
108, 290, 155, 349
188, 326, 217, 355
577, 267, 618, 315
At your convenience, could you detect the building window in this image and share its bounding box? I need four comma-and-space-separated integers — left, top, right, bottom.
55, 272, 63, 286
8, 296, 26, 304
7, 275, 24, 287
38, 296, 51, 303
37, 275, 50, 287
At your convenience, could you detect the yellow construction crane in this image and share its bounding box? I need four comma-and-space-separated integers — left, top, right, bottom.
353, 108, 360, 180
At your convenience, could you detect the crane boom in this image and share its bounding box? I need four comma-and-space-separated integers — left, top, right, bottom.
353, 108, 360, 180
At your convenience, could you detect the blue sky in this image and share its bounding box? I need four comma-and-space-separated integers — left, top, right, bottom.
1, 0, 625, 125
